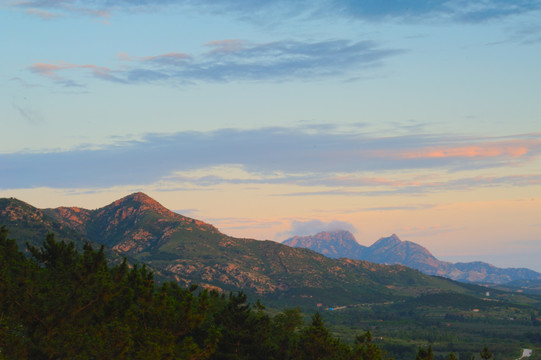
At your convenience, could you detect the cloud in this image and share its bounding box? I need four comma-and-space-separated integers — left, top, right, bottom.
447, 0, 541, 23
374, 141, 535, 162
1, 127, 541, 190
30, 39, 401, 86
278, 219, 358, 239
363, 204, 436, 212
276, 174, 541, 197
122, 52, 192, 64
10, 77, 40, 88
28, 61, 123, 86
24, 8, 64, 19
204, 39, 247, 53
9, 0, 540, 23
9, 0, 111, 18
333, 0, 541, 23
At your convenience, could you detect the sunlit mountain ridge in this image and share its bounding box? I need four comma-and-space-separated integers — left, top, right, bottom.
1, 193, 539, 309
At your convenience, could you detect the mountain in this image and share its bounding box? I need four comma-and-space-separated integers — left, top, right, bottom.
283, 231, 541, 285
285, 230, 366, 259
43, 192, 220, 256
1, 193, 535, 310
0, 197, 99, 254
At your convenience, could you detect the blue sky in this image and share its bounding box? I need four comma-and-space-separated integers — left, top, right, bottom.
1, 0, 541, 271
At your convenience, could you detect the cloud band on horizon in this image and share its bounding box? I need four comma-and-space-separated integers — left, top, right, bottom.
2, 127, 540, 191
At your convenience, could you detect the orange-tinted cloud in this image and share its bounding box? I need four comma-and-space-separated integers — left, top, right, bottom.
384, 140, 540, 160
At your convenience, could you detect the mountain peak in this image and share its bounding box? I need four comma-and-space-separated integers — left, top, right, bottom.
372, 234, 402, 248
283, 230, 365, 259
43, 192, 221, 254
107, 192, 175, 217
115, 192, 157, 205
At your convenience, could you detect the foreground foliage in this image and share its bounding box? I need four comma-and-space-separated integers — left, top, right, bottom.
0, 226, 373, 359
0, 226, 499, 360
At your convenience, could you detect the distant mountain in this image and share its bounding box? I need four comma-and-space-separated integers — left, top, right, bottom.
285, 230, 366, 259
1, 193, 521, 310
283, 231, 541, 285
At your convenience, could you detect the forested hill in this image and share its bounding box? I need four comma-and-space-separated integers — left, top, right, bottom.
1, 225, 392, 359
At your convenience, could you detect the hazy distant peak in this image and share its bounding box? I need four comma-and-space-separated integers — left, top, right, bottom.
314, 230, 357, 240
283, 230, 365, 259
283, 229, 541, 284
372, 234, 402, 248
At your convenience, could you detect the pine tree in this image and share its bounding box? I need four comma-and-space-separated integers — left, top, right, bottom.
480, 346, 493, 360
416, 345, 434, 360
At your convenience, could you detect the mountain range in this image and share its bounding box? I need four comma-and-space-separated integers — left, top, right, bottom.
283, 231, 541, 284
0, 193, 537, 309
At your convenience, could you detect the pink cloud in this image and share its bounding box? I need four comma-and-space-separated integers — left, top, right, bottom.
402, 145, 528, 159
376, 139, 541, 160
28, 61, 114, 83
204, 39, 247, 53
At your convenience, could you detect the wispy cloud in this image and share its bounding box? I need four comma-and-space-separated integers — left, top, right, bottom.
28, 61, 122, 86
9, 0, 541, 24
2, 127, 541, 190
363, 204, 436, 212
9, 0, 111, 18
24, 8, 64, 19
10, 77, 40, 89
29, 39, 401, 86
276, 174, 541, 197
385, 141, 534, 160
204, 39, 247, 53
118, 52, 192, 64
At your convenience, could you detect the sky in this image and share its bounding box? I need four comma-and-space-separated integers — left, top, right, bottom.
1, 0, 541, 271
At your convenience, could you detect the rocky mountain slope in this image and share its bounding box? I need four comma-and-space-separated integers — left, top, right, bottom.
0, 197, 107, 256
283, 231, 541, 285
1, 193, 534, 309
